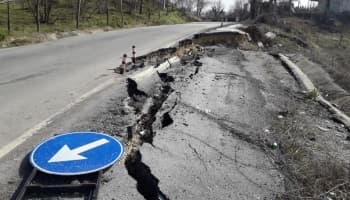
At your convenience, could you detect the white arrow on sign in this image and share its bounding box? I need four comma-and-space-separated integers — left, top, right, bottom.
48, 138, 109, 163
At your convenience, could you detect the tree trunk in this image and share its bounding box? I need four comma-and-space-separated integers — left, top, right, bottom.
250, 0, 257, 19
324, 0, 330, 18
76, 0, 81, 29
139, 0, 143, 14
270, 0, 276, 14
7, 1, 11, 34
106, 0, 110, 25
120, 0, 124, 27
166, 0, 169, 15
47, 5, 51, 23
44, 0, 48, 23
147, 0, 151, 21
134, 0, 137, 14
158, 0, 161, 19
36, 0, 40, 32
147, 7, 151, 22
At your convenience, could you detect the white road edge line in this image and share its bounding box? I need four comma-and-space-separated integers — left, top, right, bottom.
0, 78, 115, 159
0, 24, 221, 160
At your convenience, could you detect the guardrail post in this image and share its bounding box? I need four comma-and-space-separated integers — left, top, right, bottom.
132, 45, 136, 64
119, 54, 127, 74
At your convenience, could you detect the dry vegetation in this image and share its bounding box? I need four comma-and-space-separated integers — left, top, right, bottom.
233, 16, 350, 200
258, 17, 350, 94
251, 16, 350, 119
272, 108, 350, 200
189, 27, 350, 199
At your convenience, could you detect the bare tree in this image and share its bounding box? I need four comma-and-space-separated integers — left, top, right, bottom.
235, 0, 245, 10
289, 0, 294, 15
158, 0, 161, 18
324, 0, 330, 18
120, 0, 124, 26
7, 0, 11, 34
227, 0, 246, 19
210, 0, 224, 18
250, 0, 257, 19
184, 0, 195, 13
269, 0, 277, 14
139, 0, 143, 14
105, 0, 110, 25
36, 0, 40, 31
76, 0, 81, 28
176, 0, 194, 14
233, 0, 245, 13
196, 0, 207, 17
43, 0, 47, 22
23, 0, 38, 28
11, 0, 181, 33
43, 0, 58, 24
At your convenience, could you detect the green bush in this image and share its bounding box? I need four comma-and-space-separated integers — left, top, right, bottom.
306, 89, 318, 99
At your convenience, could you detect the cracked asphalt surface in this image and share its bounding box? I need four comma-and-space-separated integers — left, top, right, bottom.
3, 36, 349, 199
0, 22, 221, 148
0, 45, 288, 199
139, 47, 291, 199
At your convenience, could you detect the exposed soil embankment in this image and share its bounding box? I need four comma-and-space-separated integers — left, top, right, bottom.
253, 17, 350, 116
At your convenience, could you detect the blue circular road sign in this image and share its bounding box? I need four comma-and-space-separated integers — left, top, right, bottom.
30, 132, 124, 175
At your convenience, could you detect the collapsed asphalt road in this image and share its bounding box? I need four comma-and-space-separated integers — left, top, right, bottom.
0, 22, 221, 152
135, 47, 287, 199
0, 44, 288, 199
1, 28, 349, 199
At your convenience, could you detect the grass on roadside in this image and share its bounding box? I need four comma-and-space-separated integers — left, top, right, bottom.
261, 17, 350, 93
0, 3, 188, 46
306, 89, 318, 99
272, 110, 350, 200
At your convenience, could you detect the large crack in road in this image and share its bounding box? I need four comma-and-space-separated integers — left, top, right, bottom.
136, 47, 287, 200
124, 75, 174, 200
1, 29, 349, 199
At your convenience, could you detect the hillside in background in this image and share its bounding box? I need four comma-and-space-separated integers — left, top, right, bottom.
0, 0, 197, 47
